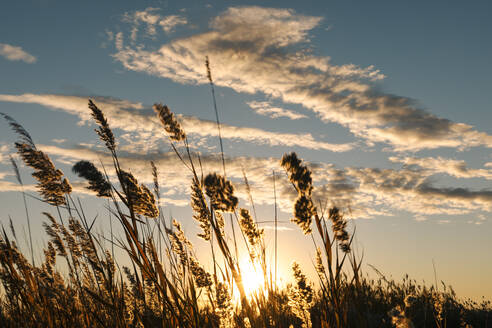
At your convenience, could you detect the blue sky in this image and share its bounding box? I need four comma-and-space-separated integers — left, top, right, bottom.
1, 0, 492, 300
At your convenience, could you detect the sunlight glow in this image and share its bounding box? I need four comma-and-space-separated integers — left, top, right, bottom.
239, 258, 265, 299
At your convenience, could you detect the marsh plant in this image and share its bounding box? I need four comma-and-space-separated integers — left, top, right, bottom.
0, 66, 491, 327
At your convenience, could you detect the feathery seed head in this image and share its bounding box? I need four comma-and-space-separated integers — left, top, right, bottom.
239, 208, 263, 249
89, 100, 115, 151
204, 173, 238, 212
215, 282, 234, 328
15, 142, 71, 205
72, 160, 111, 197
293, 195, 314, 234
189, 257, 213, 288
329, 207, 351, 253
120, 170, 159, 218
153, 103, 186, 141
281, 152, 313, 195
205, 56, 213, 84
191, 176, 212, 240
315, 248, 325, 277
289, 262, 314, 328
150, 161, 159, 198
1, 112, 35, 148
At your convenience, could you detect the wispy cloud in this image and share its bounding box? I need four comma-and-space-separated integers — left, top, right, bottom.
112, 6, 492, 151
390, 156, 492, 180
159, 15, 187, 33
0, 43, 37, 63
262, 225, 293, 231
23, 144, 492, 221
0, 144, 10, 164
247, 101, 307, 120
0, 93, 353, 152
123, 7, 187, 41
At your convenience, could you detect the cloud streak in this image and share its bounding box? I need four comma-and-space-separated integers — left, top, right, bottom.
20, 144, 492, 221
0, 93, 353, 152
247, 101, 307, 120
112, 6, 492, 151
123, 7, 187, 40
0, 43, 37, 63
390, 156, 492, 180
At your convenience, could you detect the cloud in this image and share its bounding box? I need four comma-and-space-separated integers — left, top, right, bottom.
1, 132, 489, 225
0, 43, 37, 63
247, 101, 307, 120
112, 6, 492, 151
262, 225, 293, 231
390, 156, 492, 180
344, 167, 492, 216
28, 144, 492, 222
159, 15, 188, 33
0, 93, 353, 152
0, 144, 10, 164
123, 7, 187, 40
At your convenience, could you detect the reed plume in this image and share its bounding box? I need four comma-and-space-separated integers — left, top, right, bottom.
189, 257, 213, 288
238, 208, 263, 256
215, 282, 234, 328
328, 207, 351, 253
89, 99, 115, 152
281, 152, 315, 234
204, 173, 238, 212
288, 262, 314, 328
190, 176, 212, 240
72, 160, 111, 197
120, 170, 159, 218
1, 114, 72, 205
153, 103, 186, 141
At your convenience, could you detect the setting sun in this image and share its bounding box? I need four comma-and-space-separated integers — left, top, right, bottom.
239, 258, 266, 298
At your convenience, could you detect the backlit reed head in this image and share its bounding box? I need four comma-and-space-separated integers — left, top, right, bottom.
293, 195, 315, 234
281, 152, 313, 195
72, 160, 111, 197
190, 176, 211, 240
239, 208, 263, 249
204, 173, 238, 212
16, 143, 71, 206
2, 113, 71, 205
153, 103, 186, 142
329, 207, 350, 253
120, 170, 159, 218
88, 100, 115, 151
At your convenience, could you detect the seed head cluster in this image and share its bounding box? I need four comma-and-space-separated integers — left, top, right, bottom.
281, 152, 315, 234
288, 262, 314, 328
328, 207, 351, 253
239, 208, 263, 253
120, 170, 159, 218
72, 160, 111, 197
153, 103, 186, 141
89, 100, 115, 151
16, 143, 72, 206
189, 257, 212, 288
215, 282, 234, 328
1, 113, 72, 205
190, 176, 211, 240
204, 173, 238, 212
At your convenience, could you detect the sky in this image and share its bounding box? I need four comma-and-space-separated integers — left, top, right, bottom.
0, 0, 491, 300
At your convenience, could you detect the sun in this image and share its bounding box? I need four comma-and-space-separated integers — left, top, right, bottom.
239, 258, 266, 298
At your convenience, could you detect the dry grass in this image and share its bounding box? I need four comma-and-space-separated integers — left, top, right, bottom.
0, 80, 491, 327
